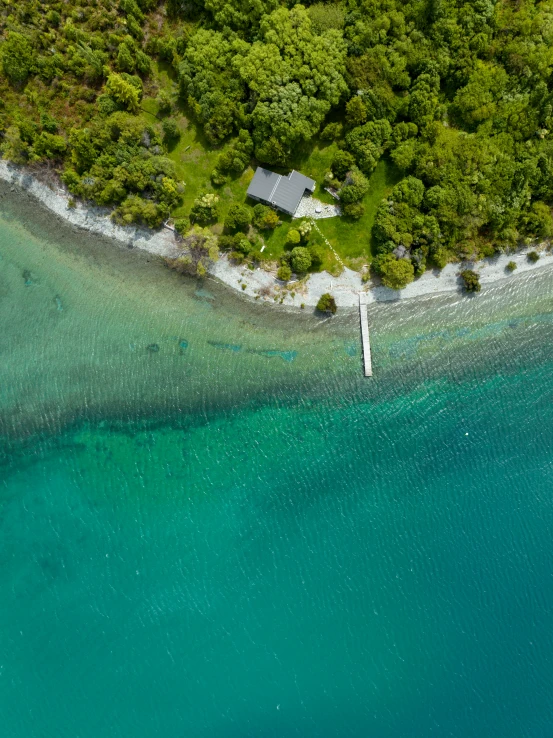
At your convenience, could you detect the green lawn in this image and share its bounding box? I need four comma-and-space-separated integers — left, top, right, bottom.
316, 158, 403, 267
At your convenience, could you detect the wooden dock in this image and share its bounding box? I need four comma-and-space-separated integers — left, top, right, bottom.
358, 293, 373, 377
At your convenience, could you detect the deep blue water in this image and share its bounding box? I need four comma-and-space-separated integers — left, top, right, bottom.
1, 189, 553, 737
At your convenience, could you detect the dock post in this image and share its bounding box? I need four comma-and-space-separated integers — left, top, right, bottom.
358, 293, 373, 377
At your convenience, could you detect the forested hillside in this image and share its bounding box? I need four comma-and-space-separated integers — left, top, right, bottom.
1, 0, 553, 279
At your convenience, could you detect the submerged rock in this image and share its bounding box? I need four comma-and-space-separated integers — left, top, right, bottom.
146, 343, 160, 353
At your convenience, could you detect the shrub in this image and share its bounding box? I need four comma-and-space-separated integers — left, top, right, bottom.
375, 253, 415, 290
298, 220, 312, 241
277, 264, 292, 281
316, 293, 337, 314
190, 192, 219, 224
339, 167, 369, 203
156, 90, 172, 115
249, 250, 263, 263
308, 243, 324, 268
174, 218, 189, 236
506, 260, 517, 272
210, 169, 228, 186
162, 118, 181, 147
460, 269, 481, 292
229, 251, 244, 264
287, 228, 301, 245
343, 202, 365, 219
290, 246, 312, 273
225, 203, 252, 232
234, 236, 252, 255
527, 250, 540, 263
253, 203, 279, 229
218, 234, 236, 251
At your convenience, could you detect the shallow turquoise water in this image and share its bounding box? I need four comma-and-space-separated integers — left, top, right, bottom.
1, 188, 553, 737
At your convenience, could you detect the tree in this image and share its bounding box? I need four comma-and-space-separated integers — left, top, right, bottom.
225, 203, 252, 232
375, 254, 415, 290
1, 32, 34, 86
506, 261, 517, 272
105, 73, 140, 113
346, 96, 368, 127
237, 5, 347, 154
290, 247, 312, 273
460, 269, 481, 292
117, 43, 135, 73
345, 119, 392, 174
527, 251, 540, 263
316, 293, 337, 314
332, 151, 355, 180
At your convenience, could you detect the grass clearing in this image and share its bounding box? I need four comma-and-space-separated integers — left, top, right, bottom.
143, 67, 403, 272
316, 158, 403, 266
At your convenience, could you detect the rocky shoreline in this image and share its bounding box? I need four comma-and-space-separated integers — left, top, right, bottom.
1, 160, 551, 309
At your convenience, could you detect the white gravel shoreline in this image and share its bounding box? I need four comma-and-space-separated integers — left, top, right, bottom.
1, 160, 551, 309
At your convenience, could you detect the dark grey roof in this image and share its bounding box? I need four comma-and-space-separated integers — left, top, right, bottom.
247, 167, 316, 214
247, 167, 281, 202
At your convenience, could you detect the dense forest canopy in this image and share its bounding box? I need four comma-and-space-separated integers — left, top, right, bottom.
1, 0, 553, 273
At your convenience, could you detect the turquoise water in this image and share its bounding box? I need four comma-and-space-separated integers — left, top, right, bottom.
1, 187, 553, 737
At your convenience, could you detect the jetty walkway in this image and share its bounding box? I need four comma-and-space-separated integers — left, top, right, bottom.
358, 293, 373, 377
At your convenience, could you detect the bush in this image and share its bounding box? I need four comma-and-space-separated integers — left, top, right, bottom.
343, 202, 365, 219
460, 269, 481, 292
210, 169, 228, 186
298, 220, 312, 242
308, 243, 324, 268
316, 293, 337, 314
156, 90, 172, 115
234, 236, 252, 255
218, 234, 237, 251
375, 253, 415, 290
162, 118, 181, 147
174, 218, 189, 235
290, 246, 312, 273
277, 264, 292, 281
253, 203, 279, 229
190, 192, 219, 224
527, 250, 540, 263
225, 203, 252, 232
339, 167, 369, 203
287, 228, 301, 245
506, 260, 517, 272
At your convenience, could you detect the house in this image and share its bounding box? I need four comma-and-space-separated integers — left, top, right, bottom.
246, 167, 316, 216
